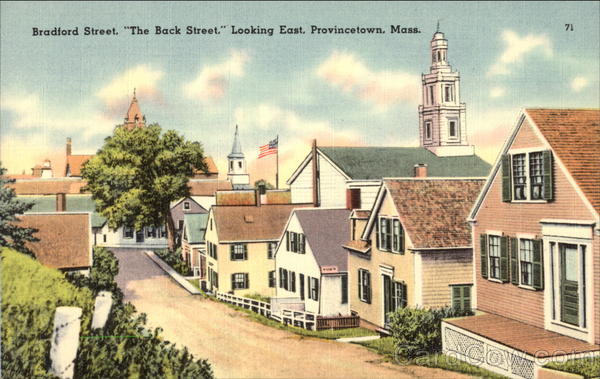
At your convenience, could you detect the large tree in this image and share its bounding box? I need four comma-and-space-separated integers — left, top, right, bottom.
0, 164, 38, 255
82, 124, 206, 250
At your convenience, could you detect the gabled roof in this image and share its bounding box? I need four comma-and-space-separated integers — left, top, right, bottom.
287, 146, 491, 184
66, 155, 93, 177
294, 208, 351, 271
526, 109, 600, 214
366, 179, 485, 249
18, 195, 106, 228
184, 213, 209, 244
19, 213, 92, 269
212, 204, 311, 242
188, 180, 233, 196
9, 179, 87, 195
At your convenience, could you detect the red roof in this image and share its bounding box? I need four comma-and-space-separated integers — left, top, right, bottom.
66, 155, 93, 177
526, 109, 600, 214
9, 179, 88, 195
188, 180, 233, 196
19, 213, 92, 269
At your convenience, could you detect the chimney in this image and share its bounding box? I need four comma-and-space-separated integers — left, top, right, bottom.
312, 139, 319, 207
255, 189, 261, 207
346, 188, 361, 210
258, 184, 267, 205
56, 193, 66, 212
414, 163, 428, 178
66, 137, 72, 156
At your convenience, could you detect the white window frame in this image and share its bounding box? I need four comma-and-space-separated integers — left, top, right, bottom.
487, 232, 502, 281
515, 233, 537, 290
508, 148, 548, 203
358, 269, 370, 303
183, 201, 190, 210
447, 118, 459, 140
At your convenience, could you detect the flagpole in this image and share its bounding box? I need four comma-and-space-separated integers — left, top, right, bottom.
276, 135, 279, 189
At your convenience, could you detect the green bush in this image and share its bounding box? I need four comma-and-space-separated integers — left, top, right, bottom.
1, 247, 213, 378
155, 248, 192, 276
66, 246, 124, 303
389, 306, 473, 359
546, 357, 600, 378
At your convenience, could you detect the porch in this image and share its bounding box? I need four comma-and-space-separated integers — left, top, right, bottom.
442, 313, 600, 379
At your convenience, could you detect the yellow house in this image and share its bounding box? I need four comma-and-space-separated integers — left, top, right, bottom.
203, 203, 308, 297
344, 178, 484, 330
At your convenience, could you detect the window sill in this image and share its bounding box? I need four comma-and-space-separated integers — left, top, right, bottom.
487, 278, 506, 284
509, 200, 548, 204
517, 284, 538, 291
550, 320, 588, 334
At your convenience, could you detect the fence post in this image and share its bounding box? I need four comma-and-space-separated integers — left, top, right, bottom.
91, 291, 113, 329
49, 306, 82, 379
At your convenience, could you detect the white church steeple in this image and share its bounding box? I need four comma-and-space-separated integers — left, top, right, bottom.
419, 28, 474, 157
227, 125, 250, 188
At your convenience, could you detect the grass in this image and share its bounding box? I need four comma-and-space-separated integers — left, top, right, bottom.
355, 337, 506, 379
244, 292, 271, 303
545, 357, 600, 378
186, 278, 202, 292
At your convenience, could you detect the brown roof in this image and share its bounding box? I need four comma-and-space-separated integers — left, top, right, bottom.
213, 204, 311, 242
384, 179, 485, 249
9, 179, 88, 195
19, 213, 92, 269
216, 191, 256, 205
526, 109, 600, 214
265, 190, 291, 204
66, 155, 93, 176
189, 180, 233, 196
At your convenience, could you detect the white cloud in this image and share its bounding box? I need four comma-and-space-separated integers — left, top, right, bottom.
97, 64, 164, 105
316, 51, 420, 109
489, 87, 506, 98
488, 30, 553, 76
571, 76, 589, 92
184, 50, 249, 102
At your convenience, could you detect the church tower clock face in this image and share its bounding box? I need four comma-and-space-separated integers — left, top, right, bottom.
418, 27, 474, 157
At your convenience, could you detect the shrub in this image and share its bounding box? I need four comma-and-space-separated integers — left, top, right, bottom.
388, 306, 473, 359
546, 357, 600, 378
155, 248, 192, 276
1, 247, 213, 378
66, 246, 124, 303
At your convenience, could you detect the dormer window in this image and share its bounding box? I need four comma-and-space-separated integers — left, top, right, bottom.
377, 217, 404, 254
502, 150, 553, 202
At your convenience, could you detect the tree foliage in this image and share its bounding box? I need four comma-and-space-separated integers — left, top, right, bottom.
254, 179, 274, 190
82, 124, 206, 249
0, 164, 38, 256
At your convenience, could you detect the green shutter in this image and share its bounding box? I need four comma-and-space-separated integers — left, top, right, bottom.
231, 274, 235, 290
375, 218, 380, 250
286, 231, 290, 251
501, 154, 512, 202
230, 245, 234, 260
243, 244, 248, 259
365, 271, 371, 304
358, 270, 362, 300
510, 237, 519, 285
500, 236, 509, 282
480, 234, 488, 279
532, 239, 544, 290
542, 150, 554, 201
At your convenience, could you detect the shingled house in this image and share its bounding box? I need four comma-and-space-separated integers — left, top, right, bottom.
442, 109, 600, 379
344, 178, 484, 330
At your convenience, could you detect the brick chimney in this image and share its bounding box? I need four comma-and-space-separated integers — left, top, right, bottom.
66, 137, 72, 156
258, 184, 267, 205
56, 193, 66, 212
414, 163, 428, 178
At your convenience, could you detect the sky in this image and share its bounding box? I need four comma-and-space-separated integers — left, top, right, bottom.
1, 1, 599, 185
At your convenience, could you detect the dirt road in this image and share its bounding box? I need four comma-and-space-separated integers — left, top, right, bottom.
114, 249, 470, 379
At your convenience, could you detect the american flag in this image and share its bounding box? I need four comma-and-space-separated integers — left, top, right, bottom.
258, 137, 278, 158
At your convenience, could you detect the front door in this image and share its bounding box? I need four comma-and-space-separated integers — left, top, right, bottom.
383, 275, 394, 326
135, 230, 144, 243
560, 244, 579, 326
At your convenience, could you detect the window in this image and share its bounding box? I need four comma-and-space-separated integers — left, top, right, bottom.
444, 85, 454, 102
429, 85, 434, 104
230, 244, 247, 260
286, 231, 305, 254
146, 226, 156, 238
183, 201, 190, 210
207, 242, 217, 259
103, 234, 107, 243
393, 281, 408, 310
449, 120, 457, 138
231, 273, 249, 290
378, 218, 404, 254
512, 154, 527, 200
178, 220, 184, 230
358, 269, 371, 303
230, 161, 233, 170
238, 161, 242, 169
208, 267, 219, 289
123, 226, 134, 239
308, 277, 319, 301
392, 219, 404, 253
520, 239, 534, 286
502, 151, 553, 202
451, 285, 471, 311
267, 242, 276, 259
425, 121, 432, 139
268, 271, 276, 288
159, 225, 167, 238
341, 274, 348, 304
488, 235, 501, 280
278, 268, 296, 292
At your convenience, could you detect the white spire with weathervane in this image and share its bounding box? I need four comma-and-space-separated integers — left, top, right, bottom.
227, 125, 250, 188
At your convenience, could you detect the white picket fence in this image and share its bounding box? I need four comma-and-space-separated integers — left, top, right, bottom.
216, 291, 317, 330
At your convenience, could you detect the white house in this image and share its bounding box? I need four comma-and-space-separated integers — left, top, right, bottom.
274, 208, 351, 317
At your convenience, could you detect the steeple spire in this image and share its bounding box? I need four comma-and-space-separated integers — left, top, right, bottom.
229, 125, 243, 158
436, 20, 440, 33
227, 125, 250, 188
124, 89, 145, 130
